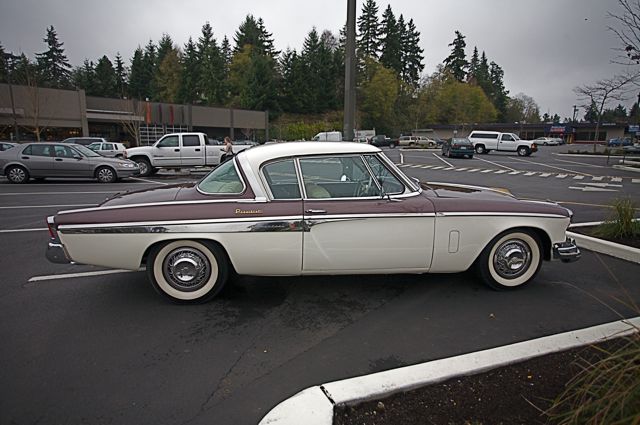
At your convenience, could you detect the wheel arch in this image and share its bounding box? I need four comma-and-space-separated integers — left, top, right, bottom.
472, 226, 551, 264
140, 238, 237, 274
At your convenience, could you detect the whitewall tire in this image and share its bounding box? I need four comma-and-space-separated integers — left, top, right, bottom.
475, 231, 542, 290
147, 240, 228, 303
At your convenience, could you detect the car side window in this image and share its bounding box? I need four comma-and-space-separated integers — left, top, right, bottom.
182, 135, 200, 147
198, 160, 244, 194
103, 143, 114, 150
364, 155, 405, 195
263, 159, 301, 200
207, 138, 222, 145
299, 155, 380, 199
24, 144, 52, 157
502, 134, 514, 141
54, 145, 77, 158
157, 136, 179, 148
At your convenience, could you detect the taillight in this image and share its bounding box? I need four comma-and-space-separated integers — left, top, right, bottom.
46, 216, 58, 239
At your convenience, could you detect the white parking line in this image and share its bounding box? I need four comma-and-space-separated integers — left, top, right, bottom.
0, 204, 97, 210
480, 169, 494, 173
524, 172, 536, 176
633, 179, 640, 184
573, 175, 585, 180
611, 177, 623, 183
539, 173, 552, 177
556, 174, 568, 179
494, 170, 508, 174
0, 228, 47, 233
511, 157, 592, 176
454, 168, 468, 172
28, 269, 143, 283
592, 176, 604, 181
432, 166, 444, 170
130, 177, 170, 185
554, 158, 607, 168
467, 169, 481, 172
433, 153, 454, 168
0, 191, 116, 196
508, 171, 522, 175
473, 156, 516, 171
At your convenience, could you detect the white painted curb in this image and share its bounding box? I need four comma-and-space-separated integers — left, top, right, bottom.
613, 164, 640, 173
568, 231, 640, 264
259, 317, 640, 425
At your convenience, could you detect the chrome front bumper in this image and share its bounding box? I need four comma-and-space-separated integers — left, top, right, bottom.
46, 237, 72, 264
553, 238, 581, 263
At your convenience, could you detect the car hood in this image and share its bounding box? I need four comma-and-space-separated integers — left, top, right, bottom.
421, 182, 570, 217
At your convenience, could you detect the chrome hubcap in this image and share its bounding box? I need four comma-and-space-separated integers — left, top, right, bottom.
493, 239, 532, 279
138, 161, 148, 175
9, 168, 25, 182
98, 169, 113, 182
163, 247, 211, 291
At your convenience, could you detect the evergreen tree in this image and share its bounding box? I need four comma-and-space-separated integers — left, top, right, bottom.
489, 61, 508, 120
234, 15, 277, 57
256, 18, 278, 57
357, 0, 380, 59
156, 34, 174, 69
71, 59, 96, 94
179, 37, 199, 103
221, 36, 232, 75
114, 52, 127, 98
243, 53, 279, 111
399, 18, 424, 87
35, 25, 72, 88
0, 43, 7, 83
141, 40, 157, 99
127, 47, 146, 98
300, 28, 322, 112
468, 46, 479, 82
379, 5, 402, 75
443, 30, 468, 82
197, 22, 225, 105
156, 48, 182, 103
12, 54, 35, 86
279, 48, 303, 112
475, 51, 491, 96
630, 102, 639, 120
93, 55, 117, 97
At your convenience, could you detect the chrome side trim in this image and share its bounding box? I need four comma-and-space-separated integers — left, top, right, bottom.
437, 212, 568, 219
60, 219, 306, 234
58, 215, 305, 230
58, 198, 251, 214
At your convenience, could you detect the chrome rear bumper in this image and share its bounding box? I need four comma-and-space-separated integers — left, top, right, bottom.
553, 238, 581, 263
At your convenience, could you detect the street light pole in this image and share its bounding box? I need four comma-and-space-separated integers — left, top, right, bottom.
4, 53, 20, 141
343, 0, 356, 142
572, 104, 578, 122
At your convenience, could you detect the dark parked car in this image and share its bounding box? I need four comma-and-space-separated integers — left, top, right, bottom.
608, 137, 632, 147
369, 135, 396, 148
441, 138, 474, 158
0, 142, 139, 183
0, 142, 16, 151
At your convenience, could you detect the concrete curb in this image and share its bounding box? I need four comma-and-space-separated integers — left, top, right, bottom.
259, 317, 640, 425
612, 164, 640, 173
567, 230, 640, 264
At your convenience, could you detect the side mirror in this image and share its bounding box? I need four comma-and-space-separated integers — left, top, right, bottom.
411, 177, 420, 185
73, 154, 83, 160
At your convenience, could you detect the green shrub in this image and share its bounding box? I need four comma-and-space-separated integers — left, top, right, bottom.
594, 198, 640, 240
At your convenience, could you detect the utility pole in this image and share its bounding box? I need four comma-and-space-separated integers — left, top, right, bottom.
572, 104, 578, 122
343, 0, 356, 142
4, 53, 20, 141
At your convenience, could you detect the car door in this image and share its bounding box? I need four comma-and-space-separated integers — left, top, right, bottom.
180, 134, 205, 166
299, 154, 435, 273
53, 144, 93, 176
498, 134, 517, 152
153, 135, 181, 166
100, 142, 116, 157
19, 144, 56, 177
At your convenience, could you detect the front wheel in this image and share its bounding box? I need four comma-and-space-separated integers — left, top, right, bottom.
147, 240, 229, 303
475, 144, 486, 154
96, 166, 117, 183
134, 158, 152, 177
517, 146, 530, 156
475, 231, 542, 290
389, 142, 396, 149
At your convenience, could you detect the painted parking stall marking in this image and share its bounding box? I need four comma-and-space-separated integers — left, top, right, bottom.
28, 269, 144, 283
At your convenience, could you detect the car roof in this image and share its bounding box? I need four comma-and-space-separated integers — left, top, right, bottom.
241, 141, 381, 166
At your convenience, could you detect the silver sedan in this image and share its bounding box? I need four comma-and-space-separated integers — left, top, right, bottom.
0, 143, 139, 183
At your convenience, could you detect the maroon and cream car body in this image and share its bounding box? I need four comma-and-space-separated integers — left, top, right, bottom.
46, 142, 580, 303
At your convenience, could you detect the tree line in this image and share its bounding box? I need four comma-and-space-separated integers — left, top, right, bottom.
2, 1, 610, 139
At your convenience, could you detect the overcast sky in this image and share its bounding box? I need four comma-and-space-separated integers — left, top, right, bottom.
0, 0, 633, 118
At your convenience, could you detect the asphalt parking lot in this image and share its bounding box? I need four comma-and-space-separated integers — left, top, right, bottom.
1, 148, 639, 425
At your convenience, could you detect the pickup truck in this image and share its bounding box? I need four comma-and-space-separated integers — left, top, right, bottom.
368, 135, 397, 148
468, 131, 537, 156
125, 133, 254, 176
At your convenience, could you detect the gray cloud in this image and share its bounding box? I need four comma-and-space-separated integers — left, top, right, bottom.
0, 0, 633, 118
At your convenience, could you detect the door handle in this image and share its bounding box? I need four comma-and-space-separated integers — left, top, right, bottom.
55, 158, 63, 161
195, 148, 201, 152
21, 156, 29, 159
305, 209, 327, 214
174, 149, 180, 152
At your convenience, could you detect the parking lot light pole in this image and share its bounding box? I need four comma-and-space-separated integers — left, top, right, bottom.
343, 0, 356, 142
3, 52, 20, 141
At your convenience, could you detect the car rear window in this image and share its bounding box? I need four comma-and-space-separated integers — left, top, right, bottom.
470, 133, 499, 139
198, 160, 245, 194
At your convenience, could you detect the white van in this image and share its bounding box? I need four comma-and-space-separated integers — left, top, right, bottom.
467, 131, 537, 156
312, 131, 343, 142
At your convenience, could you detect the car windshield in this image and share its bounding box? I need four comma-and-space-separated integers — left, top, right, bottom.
512, 134, 521, 140
87, 143, 101, 150
72, 144, 102, 157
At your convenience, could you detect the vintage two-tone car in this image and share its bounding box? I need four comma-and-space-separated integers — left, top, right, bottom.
46, 142, 580, 303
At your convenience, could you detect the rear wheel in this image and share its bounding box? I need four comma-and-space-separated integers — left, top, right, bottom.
6, 165, 29, 184
389, 142, 396, 149
147, 240, 228, 303
475, 230, 542, 290
475, 144, 486, 154
96, 166, 117, 183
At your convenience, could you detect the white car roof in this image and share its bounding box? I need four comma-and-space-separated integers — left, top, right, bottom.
240, 141, 381, 167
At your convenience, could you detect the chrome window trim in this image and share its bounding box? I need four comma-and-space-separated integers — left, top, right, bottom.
377, 153, 420, 193
259, 157, 303, 201
237, 153, 267, 199
196, 157, 247, 197
362, 154, 408, 196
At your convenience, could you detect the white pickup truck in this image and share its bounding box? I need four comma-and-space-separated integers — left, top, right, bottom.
125, 133, 255, 176
468, 131, 537, 156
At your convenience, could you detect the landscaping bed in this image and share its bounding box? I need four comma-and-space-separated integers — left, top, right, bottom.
570, 225, 640, 249
334, 338, 633, 425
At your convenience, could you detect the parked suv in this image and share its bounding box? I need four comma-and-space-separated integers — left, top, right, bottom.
398, 136, 437, 148
61, 137, 108, 146
87, 141, 128, 158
